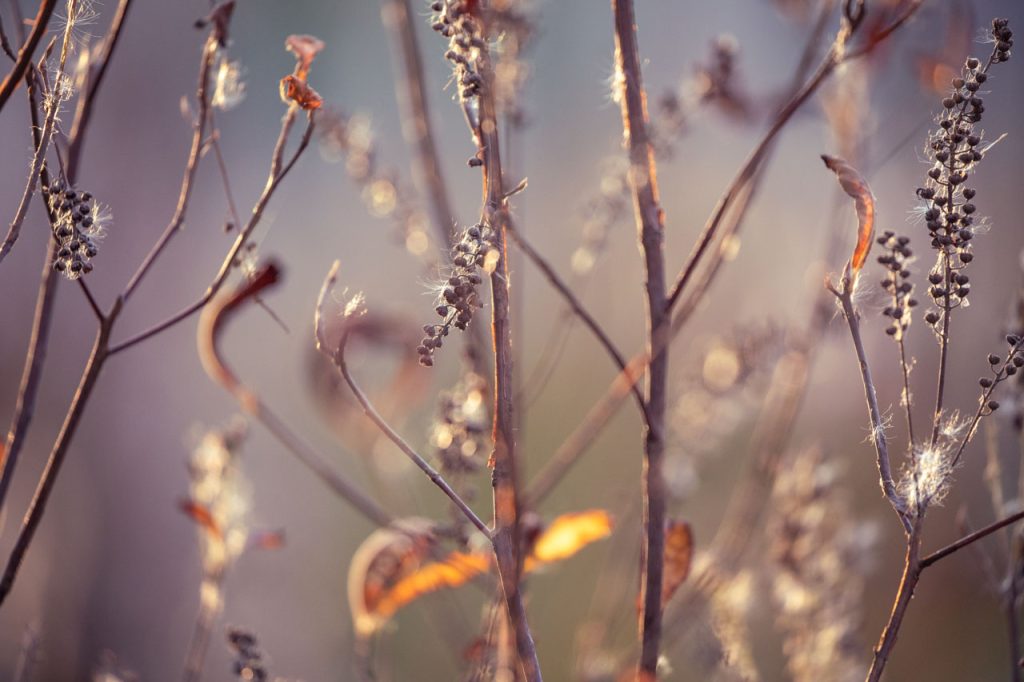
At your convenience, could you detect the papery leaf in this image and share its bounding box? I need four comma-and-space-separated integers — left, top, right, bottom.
247, 529, 286, 551
661, 520, 693, 606
348, 518, 445, 636
822, 155, 875, 272
525, 509, 614, 570
279, 75, 323, 111
285, 34, 325, 81
179, 499, 222, 539
347, 510, 614, 636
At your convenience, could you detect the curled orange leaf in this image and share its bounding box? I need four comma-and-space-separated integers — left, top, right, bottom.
347, 510, 614, 636
179, 499, 222, 540
661, 519, 693, 606
822, 155, 875, 272
525, 509, 614, 570
279, 75, 323, 111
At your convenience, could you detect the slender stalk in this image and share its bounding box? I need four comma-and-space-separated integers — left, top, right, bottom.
920, 509, 1024, 569
379, 0, 455, 247
196, 264, 394, 528
469, 12, 541, 679
506, 223, 649, 423
181, 568, 225, 682
0, 301, 120, 607
109, 109, 314, 355
829, 274, 910, 533
0, 0, 57, 114
0, 241, 58, 512
332, 332, 490, 536
866, 526, 922, 682
65, 0, 133, 173
610, 1, 669, 674
120, 33, 217, 302
526, 1, 922, 508
0, 0, 78, 266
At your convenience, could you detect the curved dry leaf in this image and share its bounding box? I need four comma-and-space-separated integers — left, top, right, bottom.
279, 75, 323, 111
661, 519, 693, 606
524, 509, 614, 570
821, 155, 875, 272
286, 34, 325, 80
348, 518, 442, 637
179, 499, 222, 540
347, 510, 614, 636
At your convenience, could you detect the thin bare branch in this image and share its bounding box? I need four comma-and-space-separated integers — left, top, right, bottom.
505, 223, 649, 424
610, 1, 670, 673
196, 262, 393, 527
0, 0, 57, 113
332, 330, 491, 537
109, 109, 315, 355
0, 2, 79, 266
828, 273, 911, 533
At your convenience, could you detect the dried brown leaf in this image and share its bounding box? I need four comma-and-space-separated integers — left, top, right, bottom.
822, 155, 875, 272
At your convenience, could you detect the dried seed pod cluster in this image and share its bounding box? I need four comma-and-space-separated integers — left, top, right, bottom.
976, 334, 1024, 415
417, 223, 497, 366
226, 628, 268, 681
877, 232, 917, 339
431, 372, 489, 474
916, 20, 1012, 326
431, 0, 488, 166
42, 179, 104, 279
432, 1, 485, 100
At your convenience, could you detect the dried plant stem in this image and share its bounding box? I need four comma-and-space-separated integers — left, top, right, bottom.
0, 0, 56, 113
471, 17, 541, 681
197, 264, 394, 528
0, 88, 314, 609
866, 525, 922, 682
0, 241, 58, 512
332, 333, 490, 536
829, 274, 910, 533
109, 108, 314, 355
0, 303, 119, 607
506, 223, 649, 423
120, 34, 217, 302
65, 0, 133, 173
182, 568, 225, 682
0, 0, 77, 267
379, 0, 455, 247
610, 0, 669, 674
526, 2, 921, 509
950, 338, 1024, 469
921, 509, 1024, 569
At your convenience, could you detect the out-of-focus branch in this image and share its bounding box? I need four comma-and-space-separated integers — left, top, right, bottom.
379, 0, 456, 247
109, 109, 315, 355
197, 262, 393, 527
505, 223, 649, 424
0, 0, 57, 113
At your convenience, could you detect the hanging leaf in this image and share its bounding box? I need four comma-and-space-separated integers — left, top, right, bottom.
178, 499, 223, 540
661, 520, 693, 606
822, 155, 876, 272
279, 75, 323, 111
285, 34, 325, 81
524, 509, 614, 570
348, 518, 439, 637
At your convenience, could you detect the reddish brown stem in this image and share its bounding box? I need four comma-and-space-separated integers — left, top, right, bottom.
611, 0, 669, 675
472, 12, 541, 680
0, 0, 56, 113
866, 528, 922, 682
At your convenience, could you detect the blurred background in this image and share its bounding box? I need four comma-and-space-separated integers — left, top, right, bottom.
2, 0, 1024, 679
